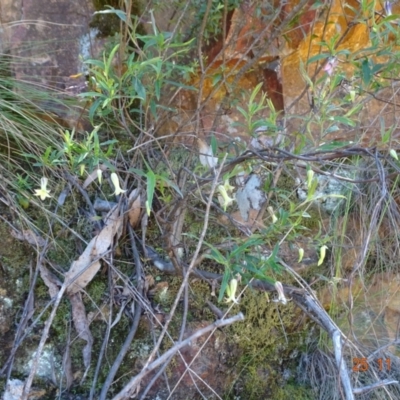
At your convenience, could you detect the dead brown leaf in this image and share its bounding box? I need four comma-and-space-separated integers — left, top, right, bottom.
69, 291, 93, 380
10, 229, 46, 247
65, 205, 122, 295
38, 262, 62, 298
128, 188, 141, 228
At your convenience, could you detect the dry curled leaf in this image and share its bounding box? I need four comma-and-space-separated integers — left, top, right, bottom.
38, 262, 62, 298
10, 229, 46, 247
69, 292, 93, 381
128, 188, 141, 228
65, 205, 122, 295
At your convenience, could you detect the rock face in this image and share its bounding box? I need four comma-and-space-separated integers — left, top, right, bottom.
0, 0, 98, 130
320, 271, 400, 354
1, 0, 95, 87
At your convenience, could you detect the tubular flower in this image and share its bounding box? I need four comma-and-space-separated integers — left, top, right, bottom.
323, 57, 338, 76
318, 245, 328, 266
96, 168, 103, 184
306, 168, 314, 189
34, 177, 51, 201
225, 278, 239, 304
111, 172, 126, 196
273, 281, 288, 305
298, 248, 304, 263
218, 184, 235, 211
390, 149, 398, 161
267, 206, 278, 223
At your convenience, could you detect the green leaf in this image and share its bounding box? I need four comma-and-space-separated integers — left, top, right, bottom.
154, 79, 161, 100
317, 141, 353, 151
306, 53, 330, 65
230, 237, 264, 260
133, 77, 146, 101
249, 82, 263, 104
210, 135, 218, 155
105, 44, 120, 76
381, 14, 400, 23
218, 269, 231, 303
203, 248, 227, 266
332, 116, 356, 127
236, 106, 248, 119
361, 58, 372, 86
94, 8, 127, 22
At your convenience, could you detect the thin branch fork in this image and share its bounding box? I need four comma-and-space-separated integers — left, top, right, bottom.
111, 312, 245, 400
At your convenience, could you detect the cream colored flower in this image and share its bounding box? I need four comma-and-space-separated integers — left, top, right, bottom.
390, 149, 398, 161
267, 206, 278, 223
218, 185, 235, 211
273, 281, 288, 305
318, 245, 328, 266
223, 179, 235, 193
225, 278, 239, 304
307, 169, 314, 189
111, 172, 126, 196
96, 168, 103, 184
198, 139, 218, 168
298, 248, 304, 263
34, 177, 51, 201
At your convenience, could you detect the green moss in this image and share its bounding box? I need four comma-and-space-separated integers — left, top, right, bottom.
273, 383, 315, 400
226, 290, 310, 399
0, 220, 32, 279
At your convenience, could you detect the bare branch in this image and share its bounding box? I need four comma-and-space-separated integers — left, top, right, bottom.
112, 312, 245, 400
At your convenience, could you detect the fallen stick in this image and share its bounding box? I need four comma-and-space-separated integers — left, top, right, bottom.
111, 312, 245, 400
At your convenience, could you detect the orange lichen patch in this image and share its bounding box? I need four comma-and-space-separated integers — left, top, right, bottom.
157, 56, 283, 144
204, 2, 281, 63
191, 58, 282, 142
281, 0, 317, 50
221, 4, 264, 59
191, 59, 266, 104
281, 0, 400, 147
282, 1, 372, 101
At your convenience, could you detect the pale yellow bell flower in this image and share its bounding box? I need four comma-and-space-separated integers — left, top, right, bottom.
96, 168, 103, 184
318, 245, 328, 266
218, 185, 235, 211
111, 172, 126, 196
267, 206, 278, 223
390, 149, 398, 161
298, 248, 304, 263
222, 179, 235, 193
307, 169, 314, 189
273, 281, 288, 305
34, 177, 51, 201
225, 278, 239, 304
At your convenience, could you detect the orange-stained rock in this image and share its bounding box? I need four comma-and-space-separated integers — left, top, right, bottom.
281, 0, 400, 147
319, 272, 400, 353
156, 57, 283, 146
158, 0, 400, 149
